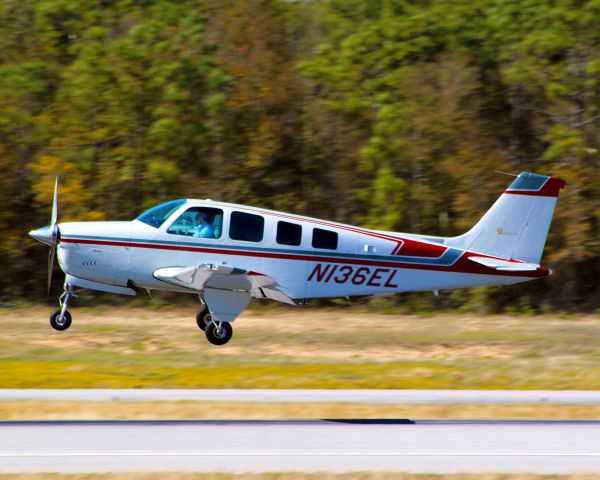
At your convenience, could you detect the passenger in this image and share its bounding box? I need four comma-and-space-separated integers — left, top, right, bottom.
193, 212, 214, 238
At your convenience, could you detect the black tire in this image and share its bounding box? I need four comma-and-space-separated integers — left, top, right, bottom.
196, 307, 212, 331
205, 321, 233, 345
50, 309, 72, 331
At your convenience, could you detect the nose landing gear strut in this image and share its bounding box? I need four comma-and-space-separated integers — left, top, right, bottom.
49, 282, 79, 331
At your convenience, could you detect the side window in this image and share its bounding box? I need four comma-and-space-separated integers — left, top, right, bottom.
229, 211, 264, 242
276, 221, 302, 246
167, 207, 223, 239
312, 228, 338, 250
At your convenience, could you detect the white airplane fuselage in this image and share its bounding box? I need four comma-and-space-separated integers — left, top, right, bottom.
55, 200, 548, 302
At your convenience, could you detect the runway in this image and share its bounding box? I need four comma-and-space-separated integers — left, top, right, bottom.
1, 419, 599, 473
2, 388, 600, 404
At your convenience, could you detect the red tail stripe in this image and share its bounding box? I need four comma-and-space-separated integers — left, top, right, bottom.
505, 177, 566, 197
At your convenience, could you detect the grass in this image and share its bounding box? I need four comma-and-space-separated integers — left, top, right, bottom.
0, 306, 599, 390
0, 400, 598, 420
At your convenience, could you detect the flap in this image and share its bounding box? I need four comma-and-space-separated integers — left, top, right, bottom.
259, 286, 297, 306
468, 256, 540, 272
153, 263, 296, 305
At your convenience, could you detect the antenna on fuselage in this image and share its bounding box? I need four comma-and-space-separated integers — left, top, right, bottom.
494, 170, 519, 177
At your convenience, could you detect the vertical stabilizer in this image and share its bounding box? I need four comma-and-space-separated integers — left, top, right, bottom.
446, 172, 565, 263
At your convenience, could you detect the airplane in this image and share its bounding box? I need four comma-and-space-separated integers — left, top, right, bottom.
29, 171, 565, 345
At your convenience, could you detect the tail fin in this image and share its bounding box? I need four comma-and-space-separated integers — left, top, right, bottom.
447, 172, 565, 263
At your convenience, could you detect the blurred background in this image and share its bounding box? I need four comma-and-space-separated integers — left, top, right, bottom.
1, 0, 599, 312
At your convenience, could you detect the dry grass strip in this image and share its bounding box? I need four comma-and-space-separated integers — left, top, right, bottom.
0, 401, 598, 420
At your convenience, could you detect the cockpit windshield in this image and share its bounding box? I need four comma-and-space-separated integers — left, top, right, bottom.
136, 199, 186, 228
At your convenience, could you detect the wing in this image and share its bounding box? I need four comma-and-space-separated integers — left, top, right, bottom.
468, 256, 540, 271
154, 263, 296, 306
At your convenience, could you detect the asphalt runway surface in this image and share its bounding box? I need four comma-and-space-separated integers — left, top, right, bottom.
2, 388, 600, 404
1, 419, 599, 473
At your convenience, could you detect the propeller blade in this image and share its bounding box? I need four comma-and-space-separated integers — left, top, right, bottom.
51, 177, 58, 227
48, 246, 56, 295
48, 177, 59, 294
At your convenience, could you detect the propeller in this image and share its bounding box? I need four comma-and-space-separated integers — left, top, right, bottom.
48, 178, 59, 294
28, 178, 62, 294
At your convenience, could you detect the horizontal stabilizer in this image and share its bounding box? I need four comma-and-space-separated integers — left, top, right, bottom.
468, 256, 540, 272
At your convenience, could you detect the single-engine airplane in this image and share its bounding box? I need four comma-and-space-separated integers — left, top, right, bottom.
30, 171, 565, 345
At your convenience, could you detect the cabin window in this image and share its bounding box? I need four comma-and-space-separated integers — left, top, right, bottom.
276, 221, 302, 246
167, 207, 223, 238
136, 199, 186, 228
312, 228, 338, 250
229, 211, 264, 242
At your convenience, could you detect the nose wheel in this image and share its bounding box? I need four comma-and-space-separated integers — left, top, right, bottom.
50, 309, 72, 331
50, 282, 78, 331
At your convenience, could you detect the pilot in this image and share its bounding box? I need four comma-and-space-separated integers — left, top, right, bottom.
193, 211, 214, 238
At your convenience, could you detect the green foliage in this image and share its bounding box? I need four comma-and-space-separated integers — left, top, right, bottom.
0, 0, 598, 310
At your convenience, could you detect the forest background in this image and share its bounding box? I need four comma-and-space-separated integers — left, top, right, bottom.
0, 0, 598, 312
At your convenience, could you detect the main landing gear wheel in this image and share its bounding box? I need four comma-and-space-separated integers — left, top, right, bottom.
50, 309, 72, 331
196, 307, 212, 332
205, 322, 233, 346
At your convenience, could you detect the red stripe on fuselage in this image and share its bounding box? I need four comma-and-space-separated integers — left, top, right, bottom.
198, 203, 406, 254
60, 238, 548, 278
240, 207, 449, 259
397, 238, 447, 257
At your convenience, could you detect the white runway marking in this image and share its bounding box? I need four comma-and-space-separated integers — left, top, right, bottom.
2, 452, 598, 457
0, 420, 598, 473
1, 388, 600, 404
